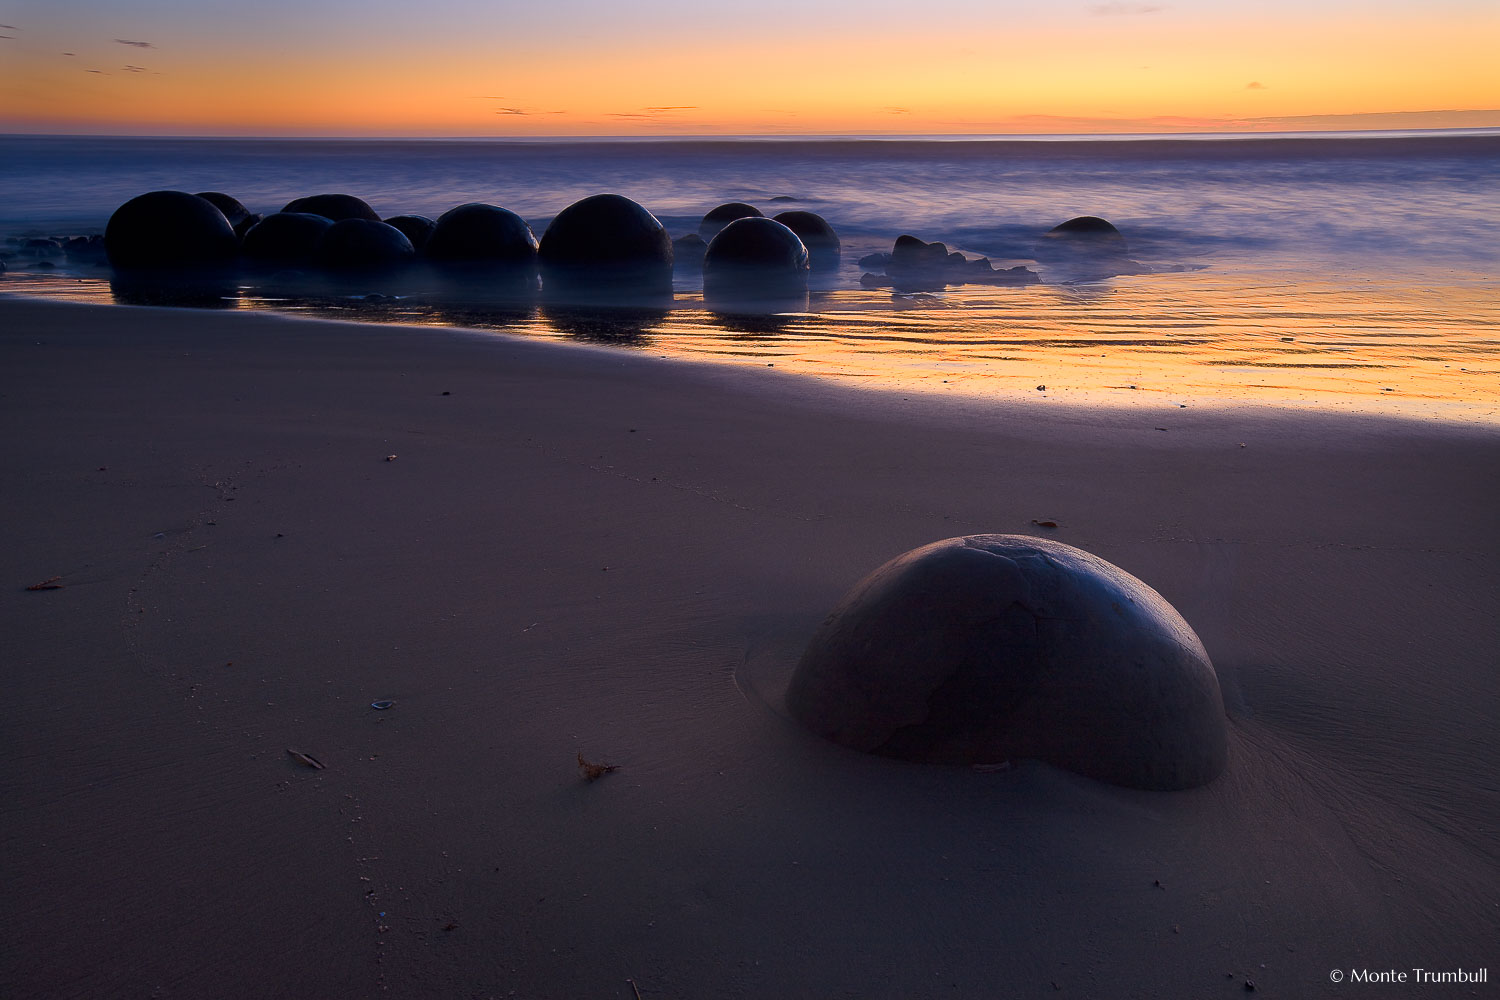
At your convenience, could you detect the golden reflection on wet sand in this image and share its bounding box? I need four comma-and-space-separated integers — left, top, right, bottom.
4, 265, 1495, 421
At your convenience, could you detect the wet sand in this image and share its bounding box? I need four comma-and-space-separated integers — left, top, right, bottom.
2, 296, 1497, 998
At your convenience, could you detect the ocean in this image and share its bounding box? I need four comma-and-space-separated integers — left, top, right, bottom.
2, 132, 1497, 421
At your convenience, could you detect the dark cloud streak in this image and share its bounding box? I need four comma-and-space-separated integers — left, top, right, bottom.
114, 38, 154, 48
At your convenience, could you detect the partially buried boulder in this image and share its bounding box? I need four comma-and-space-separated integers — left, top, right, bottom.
772, 210, 840, 270
105, 190, 240, 271
242, 212, 335, 268
423, 203, 537, 267
383, 215, 436, 253
195, 191, 252, 231
318, 219, 415, 273
699, 202, 763, 241
786, 534, 1228, 790
672, 233, 708, 269
282, 193, 381, 222
1032, 216, 1141, 279
538, 194, 673, 299
703, 217, 809, 302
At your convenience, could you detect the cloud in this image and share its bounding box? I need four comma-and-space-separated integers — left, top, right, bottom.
62, 51, 75, 56
0, 34, 15, 39
87, 69, 106, 74
114, 38, 153, 48
1246, 81, 1268, 90
494, 107, 564, 116
607, 106, 697, 121
122, 65, 148, 73
1088, 2, 1166, 14
882, 107, 912, 115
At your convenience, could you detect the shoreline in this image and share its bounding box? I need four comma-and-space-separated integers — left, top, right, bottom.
3, 296, 1496, 998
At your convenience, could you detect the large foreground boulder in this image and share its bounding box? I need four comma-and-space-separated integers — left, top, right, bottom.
282, 193, 381, 222
105, 191, 240, 271
538, 194, 673, 299
786, 535, 1228, 790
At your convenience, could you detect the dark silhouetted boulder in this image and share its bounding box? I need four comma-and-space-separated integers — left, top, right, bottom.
242, 212, 336, 268
772, 211, 840, 270
195, 192, 252, 231
699, 202, 763, 241
384, 215, 436, 253
786, 534, 1228, 790
105, 190, 240, 271
703, 218, 809, 303
538, 194, 673, 300
424, 203, 538, 267
282, 193, 381, 222
672, 233, 708, 269
318, 218, 415, 273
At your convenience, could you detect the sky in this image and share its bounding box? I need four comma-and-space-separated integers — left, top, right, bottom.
1, 0, 1496, 136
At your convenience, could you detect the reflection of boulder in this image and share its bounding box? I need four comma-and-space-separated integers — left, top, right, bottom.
242, 212, 335, 268
318, 219, 415, 274
698, 202, 762, 241
859, 234, 1038, 291
786, 534, 1228, 791
540, 302, 667, 344
1033, 216, 1145, 280
282, 193, 381, 222
424, 203, 538, 268
703, 218, 809, 306
384, 215, 436, 253
772, 210, 840, 271
105, 191, 240, 271
538, 194, 674, 301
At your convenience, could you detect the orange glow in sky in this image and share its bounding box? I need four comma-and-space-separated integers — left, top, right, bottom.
1, 0, 1496, 135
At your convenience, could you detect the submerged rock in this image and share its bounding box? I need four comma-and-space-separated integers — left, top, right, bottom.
105, 190, 240, 271
699, 202, 763, 241
672, 233, 708, 269
282, 193, 381, 222
786, 534, 1228, 790
861, 234, 1038, 290
1033, 216, 1145, 280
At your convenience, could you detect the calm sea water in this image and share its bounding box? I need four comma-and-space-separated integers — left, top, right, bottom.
3, 133, 1498, 420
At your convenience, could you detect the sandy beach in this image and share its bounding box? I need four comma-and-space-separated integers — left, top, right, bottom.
2, 295, 1496, 998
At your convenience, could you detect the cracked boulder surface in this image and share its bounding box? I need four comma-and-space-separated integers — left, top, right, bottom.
785, 534, 1228, 790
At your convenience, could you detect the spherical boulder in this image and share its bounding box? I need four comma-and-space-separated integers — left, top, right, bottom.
772, 210, 840, 269
786, 534, 1228, 790
317, 218, 415, 273
104, 191, 240, 271
699, 202, 763, 241
538, 194, 673, 299
424, 203, 538, 267
195, 191, 252, 231
672, 233, 708, 269
703, 217, 809, 302
282, 193, 381, 222
241, 212, 335, 268
383, 214, 436, 253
